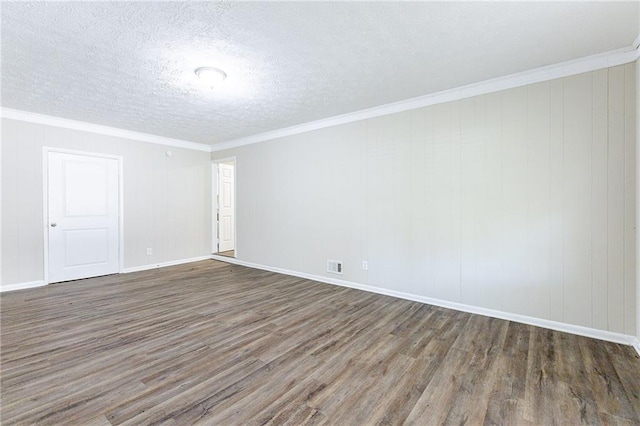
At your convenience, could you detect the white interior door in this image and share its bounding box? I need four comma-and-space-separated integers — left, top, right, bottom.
48, 152, 120, 283
218, 163, 235, 252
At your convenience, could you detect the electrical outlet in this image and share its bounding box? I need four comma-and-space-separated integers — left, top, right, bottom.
362, 261, 368, 271
146, 248, 152, 256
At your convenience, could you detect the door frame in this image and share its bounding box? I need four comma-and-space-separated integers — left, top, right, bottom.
211, 156, 236, 256
42, 147, 124, 285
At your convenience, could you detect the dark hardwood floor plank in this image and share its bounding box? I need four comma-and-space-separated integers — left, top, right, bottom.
609, 349, 640, 421
481, 321, 530, 425
1, 260, 639, 425
579, 335, 640, 423
521, 327, 564, 424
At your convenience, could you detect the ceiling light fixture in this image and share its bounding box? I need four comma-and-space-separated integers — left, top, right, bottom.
195, 67, 227, 88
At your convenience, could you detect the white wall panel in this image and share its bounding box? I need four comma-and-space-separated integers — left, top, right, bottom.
213, 64, 636, 335
548, 78, 565, 324
459, 97, 480, 308
636, 57, 640, 343
624, 62, 637, 336
501, 86, 529, 316
608, 66, 626, 333
563, 72, 593, 327
591, 69, 609, 331
478, 92, 504, 312
525, 82, 551, 320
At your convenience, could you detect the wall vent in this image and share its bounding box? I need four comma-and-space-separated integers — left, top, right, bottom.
327, 259, 343, 275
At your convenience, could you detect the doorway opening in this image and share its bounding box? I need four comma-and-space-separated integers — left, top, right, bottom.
212, 158, 236, 258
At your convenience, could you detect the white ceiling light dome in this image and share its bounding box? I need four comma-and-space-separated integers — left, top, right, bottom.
195, 67, 227, 88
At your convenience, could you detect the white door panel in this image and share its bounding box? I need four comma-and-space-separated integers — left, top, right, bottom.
63, 229, 109, 266
218, 163, 235, 252
63, 161, 108, 216
48, 152, 120, 283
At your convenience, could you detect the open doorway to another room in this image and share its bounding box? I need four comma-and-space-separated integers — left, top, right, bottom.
212, 158, 236, 258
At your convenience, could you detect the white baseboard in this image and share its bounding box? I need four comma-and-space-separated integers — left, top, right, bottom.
211, 255, 640, 351
122, 255, 212, 273
0, 256, 212, 293
0, 280, 46, 292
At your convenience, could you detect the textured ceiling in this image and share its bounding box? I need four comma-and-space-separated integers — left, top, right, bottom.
2, 2, 638, 146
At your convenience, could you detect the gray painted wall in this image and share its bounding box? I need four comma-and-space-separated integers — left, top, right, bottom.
1, 119, 212, 286
213, 64, 637, 335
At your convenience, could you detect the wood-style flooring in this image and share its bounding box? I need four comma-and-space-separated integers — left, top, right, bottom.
1, 260, 639, 425
218, 250, 235, 258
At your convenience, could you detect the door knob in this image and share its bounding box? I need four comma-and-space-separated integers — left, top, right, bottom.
50, 223, 57, 227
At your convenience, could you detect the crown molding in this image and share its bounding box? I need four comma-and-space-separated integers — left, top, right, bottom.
0, 108, 212, 152
3, 40, 638, 154
212, 45, 640, 152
